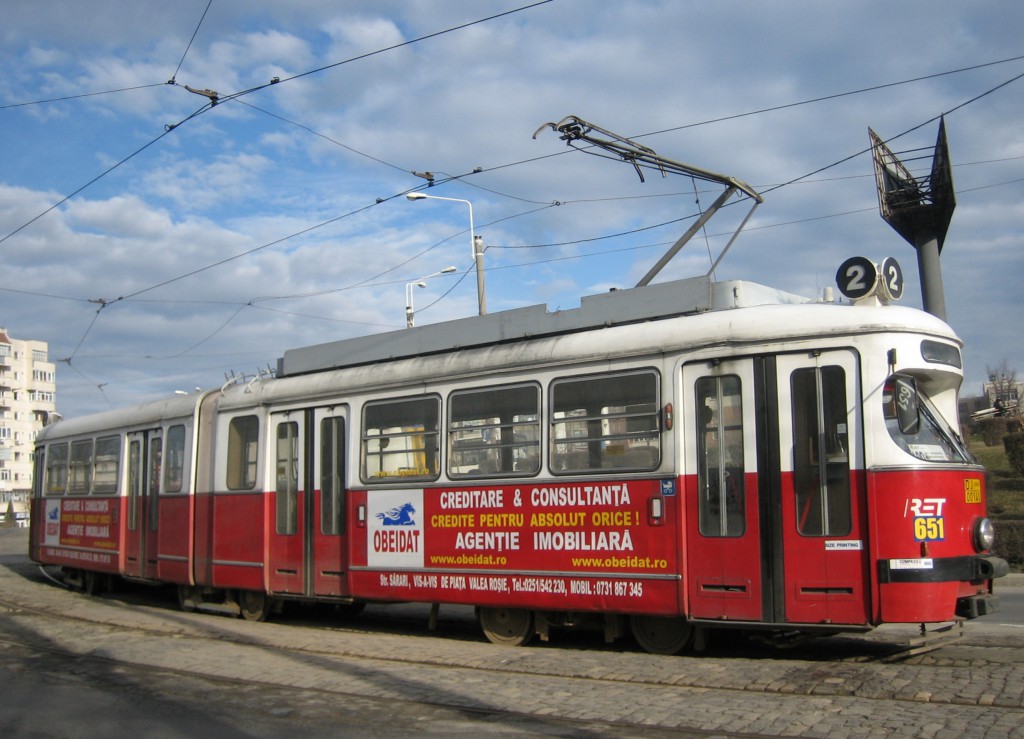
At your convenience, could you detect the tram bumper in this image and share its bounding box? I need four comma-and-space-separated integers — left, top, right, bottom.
877, 554, 1009, 584
877, 554, 1010, 623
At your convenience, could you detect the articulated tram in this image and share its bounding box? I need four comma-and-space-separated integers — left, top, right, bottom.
29, 271, 1007, 654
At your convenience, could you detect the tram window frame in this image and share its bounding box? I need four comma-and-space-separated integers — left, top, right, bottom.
695, 375, 746, 537
361, 395, 441, 483
791, 366, 852, 537
448, 383, 540, 479
45, 442, 69, 496
320, 416, 346, 535
882, 374, 970, 464
92, 435, 121, 495
226, 415, 260, 490
68, 439, 94, 495
163, 425, 187, 494
275, 421, 299, 535
550, 369, 661, 475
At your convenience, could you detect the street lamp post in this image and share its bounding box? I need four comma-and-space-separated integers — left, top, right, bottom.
405, 266, 457, 328
406, 193, 487, 315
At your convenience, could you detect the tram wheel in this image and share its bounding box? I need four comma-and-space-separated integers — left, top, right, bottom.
81, 570, 97, 596
630, 614, 694, 655
335, 601, 366, 618
177, 585, 198, 612
238, 590, 272, 622
478, 607, 534, 646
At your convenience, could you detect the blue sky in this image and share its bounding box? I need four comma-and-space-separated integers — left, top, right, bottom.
2, 0, 1022, 419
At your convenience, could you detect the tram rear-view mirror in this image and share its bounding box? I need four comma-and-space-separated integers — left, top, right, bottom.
894, 376, 920, 435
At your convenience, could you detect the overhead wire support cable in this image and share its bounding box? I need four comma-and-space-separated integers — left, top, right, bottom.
169, 0, 214, 85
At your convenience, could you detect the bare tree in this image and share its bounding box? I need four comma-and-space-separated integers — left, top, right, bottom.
986, 359, 1020, 414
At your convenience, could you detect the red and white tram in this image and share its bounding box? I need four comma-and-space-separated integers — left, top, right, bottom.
29, 272, 1007, 653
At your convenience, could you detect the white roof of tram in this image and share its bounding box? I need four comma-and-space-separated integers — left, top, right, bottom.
279, 275, 814, 378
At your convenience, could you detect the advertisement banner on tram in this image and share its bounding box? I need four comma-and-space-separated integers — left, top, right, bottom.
40, 497, 120, 567
356, 479, 678, 612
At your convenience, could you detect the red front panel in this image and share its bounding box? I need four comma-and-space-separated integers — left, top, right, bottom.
194, 491, 266, 591
157, 494, 192, 583
34, 496, 122, 574
869, 467, 987, 623
350, 479, 681, 615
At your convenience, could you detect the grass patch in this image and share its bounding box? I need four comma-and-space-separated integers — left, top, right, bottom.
972, 440, 1024, 519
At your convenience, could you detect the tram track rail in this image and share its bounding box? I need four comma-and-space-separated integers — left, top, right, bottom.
2, 536, 1023, 737
2, 579, 1023, 711
1, 571, 1024, 737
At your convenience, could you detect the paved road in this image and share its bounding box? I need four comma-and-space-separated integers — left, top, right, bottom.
2, 527, 1023, 738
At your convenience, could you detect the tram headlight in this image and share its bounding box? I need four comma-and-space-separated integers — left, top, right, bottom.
973, 517, 995, 552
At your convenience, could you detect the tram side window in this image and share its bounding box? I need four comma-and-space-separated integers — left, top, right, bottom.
320, 417, 345, 535
164, 425, 187, 493
696, 375, 745, 537
791, 366, 851, 537
45, 442, 69, 496
362, 396, 440, 482
551, 370, 661, 474
92, 435, 121, 495
275, 421, 299, 535
226, 415, 260, 490
449, 384, 540, 478
68, 439, 93, 495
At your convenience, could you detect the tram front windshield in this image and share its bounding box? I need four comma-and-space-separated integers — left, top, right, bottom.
882, 375, 973, 464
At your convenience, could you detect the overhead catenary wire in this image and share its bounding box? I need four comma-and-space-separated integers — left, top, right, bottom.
4, 19, 1022, 384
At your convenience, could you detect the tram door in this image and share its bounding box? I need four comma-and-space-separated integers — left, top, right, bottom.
124, 430, 161, 579
267, 408, 351, 597
684, 349, 869, 626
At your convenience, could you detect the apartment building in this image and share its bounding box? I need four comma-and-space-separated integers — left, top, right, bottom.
0, 328, 57, 524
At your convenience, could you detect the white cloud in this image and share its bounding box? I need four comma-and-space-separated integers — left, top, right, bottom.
0, 0, 1022, 418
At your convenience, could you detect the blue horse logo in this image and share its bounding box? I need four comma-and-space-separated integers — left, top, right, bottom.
377, 502, 416, 526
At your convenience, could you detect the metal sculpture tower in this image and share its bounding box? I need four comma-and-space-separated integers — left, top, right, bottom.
870, 117, 956, 320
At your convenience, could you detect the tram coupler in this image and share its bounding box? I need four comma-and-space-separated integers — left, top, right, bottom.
882, 620, 964, 661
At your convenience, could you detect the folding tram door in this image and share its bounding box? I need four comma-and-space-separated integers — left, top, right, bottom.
684, 348, 869, 629
266, 406, 351, 602
124, 429, 161, 579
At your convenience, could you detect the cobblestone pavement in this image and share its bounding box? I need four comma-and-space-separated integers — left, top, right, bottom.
2, 528, 1023, 738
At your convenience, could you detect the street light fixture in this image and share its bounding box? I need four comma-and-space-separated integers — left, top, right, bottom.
406, 192, 487, 315
405, 266, 457, 328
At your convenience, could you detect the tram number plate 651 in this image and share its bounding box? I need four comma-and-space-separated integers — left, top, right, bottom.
914, 516, 945, 542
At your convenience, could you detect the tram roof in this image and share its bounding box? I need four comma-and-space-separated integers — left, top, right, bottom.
279, 275, 811, 378
37, 392, 202, 442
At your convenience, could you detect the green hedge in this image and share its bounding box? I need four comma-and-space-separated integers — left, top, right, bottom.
996, 519, 1024, 568
1004, 433, 1024, 477
979, 417, 1017, 446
